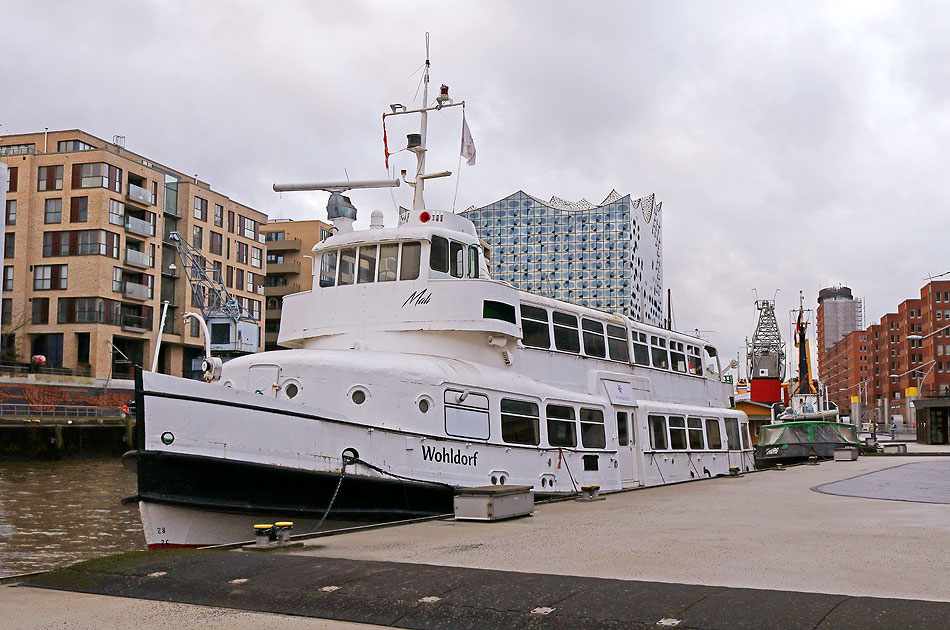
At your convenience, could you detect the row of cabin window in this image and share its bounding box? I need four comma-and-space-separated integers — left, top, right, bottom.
499, 399, 607, 449
319, 241, 421, 287
647, 415, 746, 451
430, 235, 481, 278
520, 304, 704, 375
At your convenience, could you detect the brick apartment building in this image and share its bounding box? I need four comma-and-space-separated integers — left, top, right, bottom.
1, 130, 267, 380
260, 218, 331, 351
819, 280, 950, 443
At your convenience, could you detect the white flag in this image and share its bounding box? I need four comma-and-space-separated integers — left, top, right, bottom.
461, 115, 476, 166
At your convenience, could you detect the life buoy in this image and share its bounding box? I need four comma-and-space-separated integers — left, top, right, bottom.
122, 405, 130, 414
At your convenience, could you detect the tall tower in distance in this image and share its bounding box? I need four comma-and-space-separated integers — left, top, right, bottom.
817, 286, 864, 350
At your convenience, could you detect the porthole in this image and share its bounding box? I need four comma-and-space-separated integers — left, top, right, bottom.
285, 383, 299, 399
491, 475, 498, 485
160, 432, 175, 445
351, 390, 366, 405
499, 475, 506, 485
419, 399, 430, 413
541, 478, 547, 488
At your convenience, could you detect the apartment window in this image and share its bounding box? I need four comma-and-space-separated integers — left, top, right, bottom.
321, 228, 332, 241
2, 266, 12, 291
250, 299, 261, 320
76, 332, 90, 363
37, 165, 63, 191
241, 216, 256, 240
236, 242, 248, 264
500, 398, 540, 446
0, 145, 33, 157
33, 264, 67, 290
213, 204, 223, 227
226, 266, 233, 288
210, 231, 223, 255
109, 199, 125, 226
44, 198, 63, 223
194, 196, 208, 221
192, 225, 203, 249
57, 140, 95, 152
227, 210, 235, 233
70, 197, 88, 222
4, 233, 13, 258
5, 199, 15, 225
265, 231, 284, 241
1, 298, 10, 325
32, 297, 50, 324
234, 268, 244, 291
251, 247, 262, 269
73, 162, 120, 191
5, 167, 17, 192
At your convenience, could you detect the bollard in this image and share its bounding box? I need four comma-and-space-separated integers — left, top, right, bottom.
274, 521, 294, 543
807, 455, 819, 465
577, 485, 601, 501
728, 466, 741, 477
253, 524, 274, 546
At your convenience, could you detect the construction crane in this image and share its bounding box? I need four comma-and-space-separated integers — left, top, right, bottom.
746, 296, 786, 403
167, 231, 259, 356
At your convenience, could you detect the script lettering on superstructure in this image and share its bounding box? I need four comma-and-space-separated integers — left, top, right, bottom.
402, 288, 432, 308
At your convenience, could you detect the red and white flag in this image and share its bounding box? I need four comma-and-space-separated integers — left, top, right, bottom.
460, 114, 476, 166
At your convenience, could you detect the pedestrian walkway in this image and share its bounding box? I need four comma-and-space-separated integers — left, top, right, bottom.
815, 461, 950, 504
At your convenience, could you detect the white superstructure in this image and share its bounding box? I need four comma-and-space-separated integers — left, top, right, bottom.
128, 54, 752, 548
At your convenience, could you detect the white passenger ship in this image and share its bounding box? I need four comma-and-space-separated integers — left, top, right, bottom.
125, 60, 752, 548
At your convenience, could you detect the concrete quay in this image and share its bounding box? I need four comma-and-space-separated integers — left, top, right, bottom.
8, 453, 950, 629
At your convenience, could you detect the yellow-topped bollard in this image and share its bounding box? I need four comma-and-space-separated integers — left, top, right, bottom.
274, 522, 294, 543
253, 524, 274, 546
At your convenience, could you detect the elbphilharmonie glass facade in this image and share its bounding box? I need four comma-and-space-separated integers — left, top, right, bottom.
462, 190, 664, 326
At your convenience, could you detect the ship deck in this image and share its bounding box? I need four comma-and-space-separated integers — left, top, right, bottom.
6, 448, 950, 629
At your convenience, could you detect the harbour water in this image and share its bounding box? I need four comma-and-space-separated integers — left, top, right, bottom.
0, 458, 143, 578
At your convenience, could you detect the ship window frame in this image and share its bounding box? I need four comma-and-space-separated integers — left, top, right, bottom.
705, 418, 723, 450
520, 303, 550, 349
337, 248, 356, 286
580, 407, 606, 448
582, 318, 606, 358
606, 323, 630, 362
616, 411, 630, 446
670, 347, 688, 373
500, 398, 540, 446
632, 331, 650, 366
650, 335, 670, 370
483, 300, 516, 324
687, 417, 705, 449
648, 414, 668, 450
357, 244, 377, 284
429, 235, 449, 273
400, 241, 421, 280
444, 389, 490, 440
552, 310, 581, 353
377, 242, 399, 282
545, 403, 577, 448
687, 345, 703, 376
668, 415, 687, 450
467, 245, 479, 278
450, 240, 464, 278
724, 417, 741, 450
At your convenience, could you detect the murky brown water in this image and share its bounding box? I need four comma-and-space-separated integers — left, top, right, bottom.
0, 458, 144, 578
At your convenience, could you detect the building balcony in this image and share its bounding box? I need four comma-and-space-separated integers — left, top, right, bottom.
125, 215, 155, 237
126, 183, 155, 206
122, 281, 151, 301
268, 261, 301, 274
265, 308, 282, 320
264, 331, 279, 344
266, 238, 302, 252
125, 248, 153, 269
263, 283, 300, 297
121, 314, 151, 333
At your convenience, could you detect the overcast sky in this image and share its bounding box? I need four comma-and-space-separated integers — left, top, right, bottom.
5, 0, 950, 373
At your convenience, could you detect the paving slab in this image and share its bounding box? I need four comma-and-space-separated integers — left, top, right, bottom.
814, 460, 950, 504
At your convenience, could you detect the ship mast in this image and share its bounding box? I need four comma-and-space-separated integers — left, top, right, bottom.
793, 291, 818, 395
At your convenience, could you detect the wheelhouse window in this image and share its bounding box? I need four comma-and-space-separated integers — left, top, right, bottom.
450, 241, 464, 278
357, 245, 377, 283
687, 417, 704, 449
520, 304, 550, 348
607, 324, 629, 362
377, 243, 398, 282
400, 242, 421, 280
580, 408, 606, 448
706, 418, 723, 449
687, 345, 703, 376
553, 311, 580, 353
546, 404, 576, 447
444, 389, 490, 440
483, 300, 516, 324
582, 319, 606, 358
467, 245, 479, 278
651, 335, 670, 370
501, 399, 539, 445
670, 341, 688, 373
649, 415, 668, 450
319, 250, 337, 287
632, 331, 650, 366
668, 416, 687, 450
430, 235, 449, 273
338, 248, 356, 285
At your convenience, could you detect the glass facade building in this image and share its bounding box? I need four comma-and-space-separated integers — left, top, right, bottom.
462, 190, 664, 326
